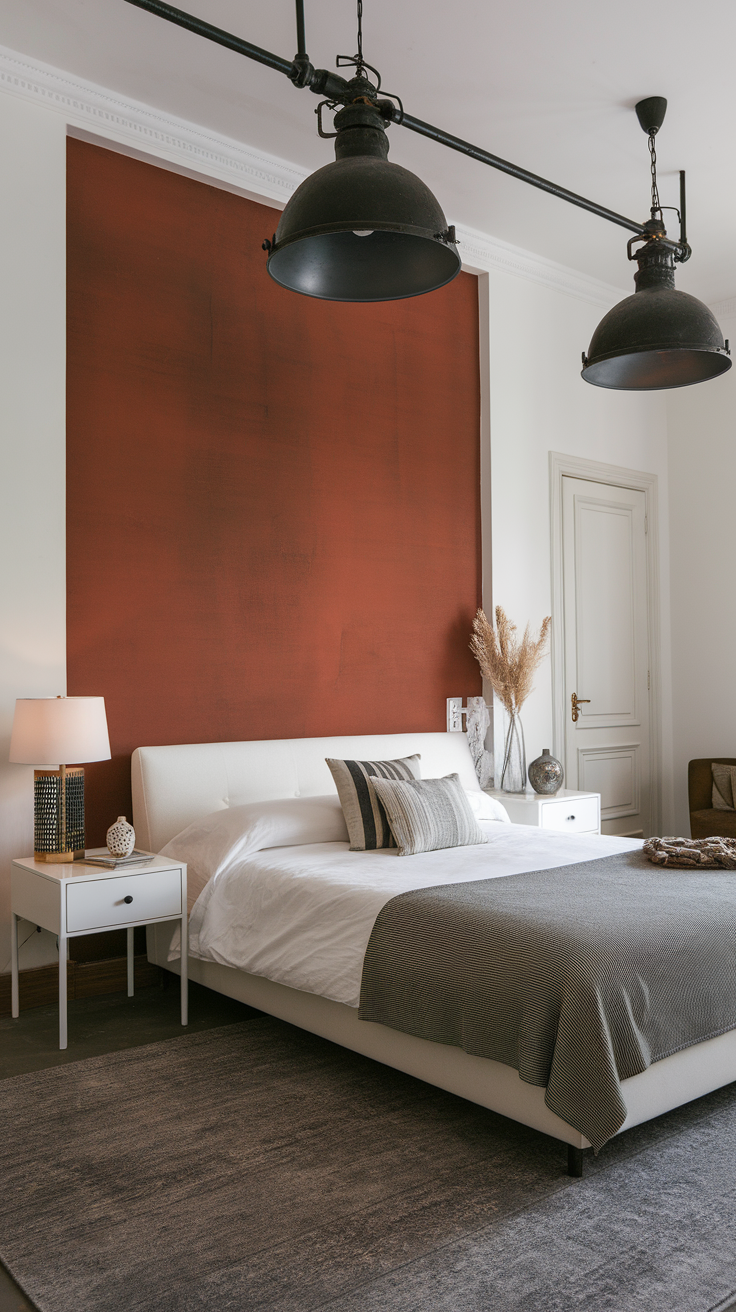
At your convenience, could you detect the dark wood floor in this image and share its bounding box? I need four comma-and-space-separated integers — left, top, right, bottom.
0, 977, 260, 1311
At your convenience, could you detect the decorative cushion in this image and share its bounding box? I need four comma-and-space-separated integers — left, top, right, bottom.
712, 763, 736, 810
326, 755, 421, 851
370, 773, 488, 857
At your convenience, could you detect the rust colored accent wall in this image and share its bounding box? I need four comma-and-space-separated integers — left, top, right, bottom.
66, 140, 482, 844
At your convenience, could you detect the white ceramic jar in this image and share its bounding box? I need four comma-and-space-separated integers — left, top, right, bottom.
106, 815, 136, 857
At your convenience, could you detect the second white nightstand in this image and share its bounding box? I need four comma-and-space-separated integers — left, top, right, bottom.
485, 788, 601, 834
10, 852, 187, 1050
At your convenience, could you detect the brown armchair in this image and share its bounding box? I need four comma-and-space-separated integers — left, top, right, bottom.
688, 759, 736, 838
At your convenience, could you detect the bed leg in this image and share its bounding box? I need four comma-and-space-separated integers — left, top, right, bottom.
567, 1145, 585, 1178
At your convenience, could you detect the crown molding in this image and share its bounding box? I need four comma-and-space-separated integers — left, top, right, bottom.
454, 223, 624, 308
0, 41, 625, 309
0, 44, 303, 205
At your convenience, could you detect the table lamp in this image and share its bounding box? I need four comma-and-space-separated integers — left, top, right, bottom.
9, 696, 111, 862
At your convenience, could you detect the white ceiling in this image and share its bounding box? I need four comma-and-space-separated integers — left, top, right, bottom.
3, 0, 735, 303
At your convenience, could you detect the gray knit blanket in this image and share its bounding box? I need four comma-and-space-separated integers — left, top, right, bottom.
359, 850, 736, 1151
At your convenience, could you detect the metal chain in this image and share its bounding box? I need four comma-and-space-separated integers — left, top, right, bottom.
649, 132, 661, 217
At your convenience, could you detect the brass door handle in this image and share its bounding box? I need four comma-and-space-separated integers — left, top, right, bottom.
571, 693, 590, 723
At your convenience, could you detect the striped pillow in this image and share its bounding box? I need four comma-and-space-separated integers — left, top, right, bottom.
370, 773, 487, 857
326, 755, 421, 851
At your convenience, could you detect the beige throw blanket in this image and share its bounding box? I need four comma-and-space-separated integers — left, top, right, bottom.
643, 836, 736, 868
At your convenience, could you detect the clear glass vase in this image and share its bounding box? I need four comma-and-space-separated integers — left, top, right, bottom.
500, 710, 526, 793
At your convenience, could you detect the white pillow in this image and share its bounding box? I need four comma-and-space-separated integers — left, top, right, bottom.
465, 789, 511, 823
161, 795, 349, 912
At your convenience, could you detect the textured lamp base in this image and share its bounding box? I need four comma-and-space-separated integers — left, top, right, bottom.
33, 767, 85, 863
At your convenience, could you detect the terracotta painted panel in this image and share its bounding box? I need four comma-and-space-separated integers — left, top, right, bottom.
66, 139, 482, 844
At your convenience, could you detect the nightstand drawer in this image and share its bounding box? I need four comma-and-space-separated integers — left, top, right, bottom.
66, 869, 182, 932
540, 796, 599, 833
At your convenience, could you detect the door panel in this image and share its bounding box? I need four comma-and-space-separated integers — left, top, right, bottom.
562, 476, 650, 837
577, 745, 640, 821
576, 502, 638, 723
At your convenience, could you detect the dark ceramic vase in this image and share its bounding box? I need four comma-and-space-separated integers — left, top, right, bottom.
528, 748, 564, 795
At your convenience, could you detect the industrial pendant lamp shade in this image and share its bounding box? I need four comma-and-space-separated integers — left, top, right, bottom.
582, 239, 731, 390
265, 99, 461, 301
583, 97, 731, 390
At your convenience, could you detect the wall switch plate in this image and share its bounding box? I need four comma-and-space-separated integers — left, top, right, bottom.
447, 697, 466, 732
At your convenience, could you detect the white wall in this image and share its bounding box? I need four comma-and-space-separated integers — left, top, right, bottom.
0, 92, 67, 971
483, 270, 674, 828
666, 307, 736, 834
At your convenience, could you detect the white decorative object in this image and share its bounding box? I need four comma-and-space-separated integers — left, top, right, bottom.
466, 696, 494, 789
107, 815, 136, 857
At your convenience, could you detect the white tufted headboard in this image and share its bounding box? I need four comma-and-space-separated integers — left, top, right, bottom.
131, 732, 481, 852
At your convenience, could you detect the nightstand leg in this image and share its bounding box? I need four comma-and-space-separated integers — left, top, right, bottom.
10, 914, 19, 1019
180, 915, 188, 1026
127, 927, 134, 997
58, 933, 67, 1050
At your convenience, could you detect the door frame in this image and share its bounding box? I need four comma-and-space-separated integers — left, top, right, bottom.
549, 452, 662, 835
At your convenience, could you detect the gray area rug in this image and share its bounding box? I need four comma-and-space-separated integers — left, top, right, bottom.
1, 1017, 736, 1312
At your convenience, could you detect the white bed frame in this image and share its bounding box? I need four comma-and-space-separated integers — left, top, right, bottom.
133, 731, 736, 1171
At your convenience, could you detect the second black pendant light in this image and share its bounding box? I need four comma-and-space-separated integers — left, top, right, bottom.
582, 98, 730, 390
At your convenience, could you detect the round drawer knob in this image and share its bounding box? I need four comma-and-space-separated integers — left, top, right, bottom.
123, 895, 133, 904
567, 815, 576, 821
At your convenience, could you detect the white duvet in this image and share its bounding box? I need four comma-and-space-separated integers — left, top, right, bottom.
162, 793, 642, 1008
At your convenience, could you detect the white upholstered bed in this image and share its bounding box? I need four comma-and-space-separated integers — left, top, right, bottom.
133, 731, 736, 1172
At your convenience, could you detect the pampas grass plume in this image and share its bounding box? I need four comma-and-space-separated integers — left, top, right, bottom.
470, 607, 551, 715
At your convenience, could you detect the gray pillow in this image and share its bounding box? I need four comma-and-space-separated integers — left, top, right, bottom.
326, 755, 421, 851
712, 763, 736, 811
371, 773, 488, 857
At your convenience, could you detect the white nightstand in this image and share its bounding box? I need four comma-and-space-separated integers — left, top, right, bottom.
486, 788, 601, 834
10, 852, 187, 1050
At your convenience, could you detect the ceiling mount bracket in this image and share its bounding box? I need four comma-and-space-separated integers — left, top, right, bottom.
635, 96, 667, 136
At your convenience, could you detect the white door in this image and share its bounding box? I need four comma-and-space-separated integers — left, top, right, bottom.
561, 476, 651, 837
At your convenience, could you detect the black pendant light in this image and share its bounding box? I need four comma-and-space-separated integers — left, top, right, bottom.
126, 1, 733, 388
264, 96, 460, 301
263, 3, 460, 301
582, 98, 731, 390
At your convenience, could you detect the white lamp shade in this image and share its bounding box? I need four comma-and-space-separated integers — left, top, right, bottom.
9, 697, 111, 766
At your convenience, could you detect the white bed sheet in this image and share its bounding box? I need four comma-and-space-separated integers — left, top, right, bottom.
185, 824, 642, 1008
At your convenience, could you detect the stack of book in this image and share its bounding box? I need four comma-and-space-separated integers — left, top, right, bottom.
83, 849, 155, 869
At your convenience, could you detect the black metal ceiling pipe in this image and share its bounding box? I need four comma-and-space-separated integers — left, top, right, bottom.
295, 0, 306, 57
392, 110, 648, 237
